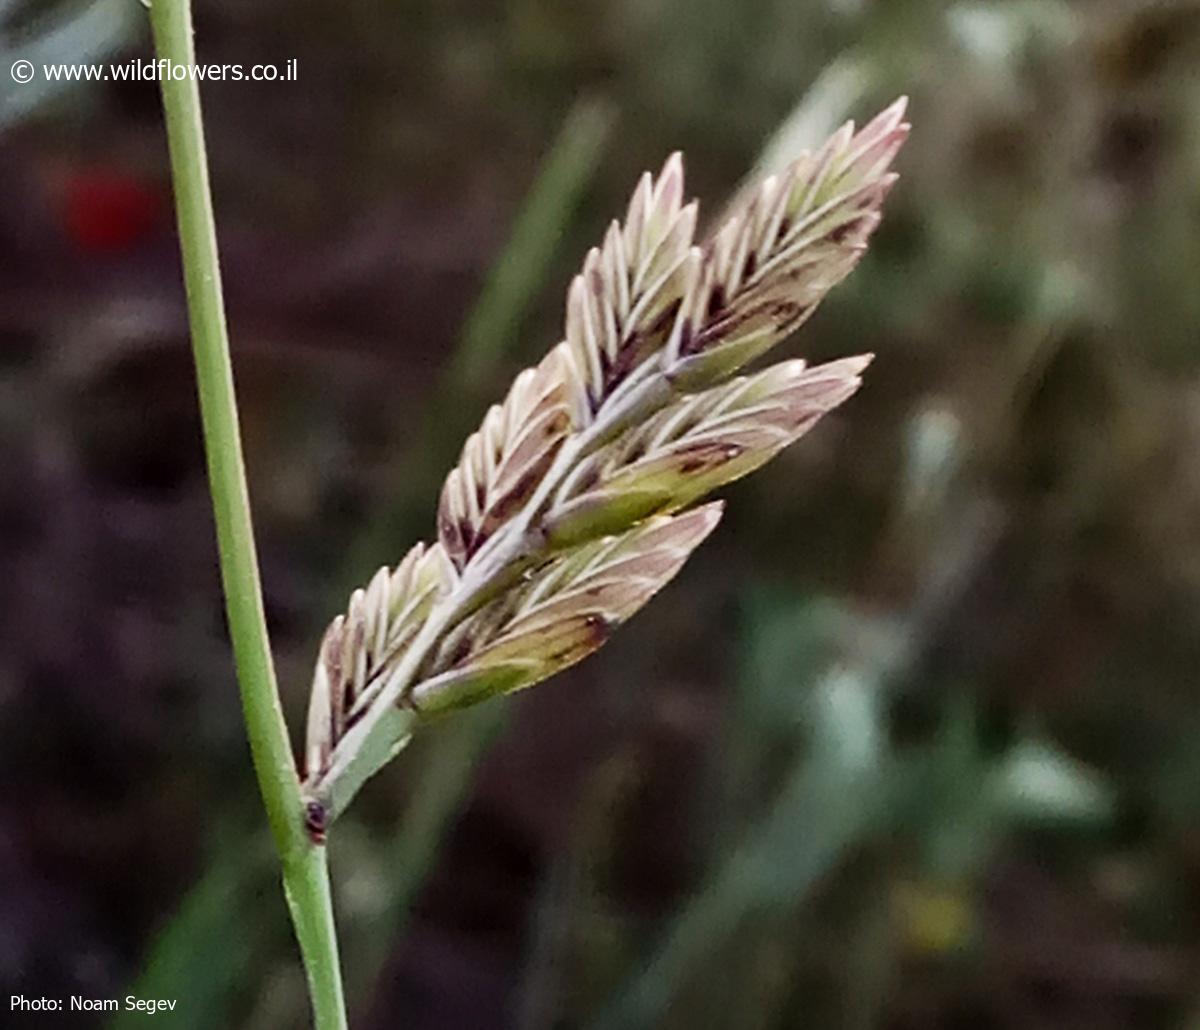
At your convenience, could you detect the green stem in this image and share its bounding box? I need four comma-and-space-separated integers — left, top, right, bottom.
148, 2, 347, 1027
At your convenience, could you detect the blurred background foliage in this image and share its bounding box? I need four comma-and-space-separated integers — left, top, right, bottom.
4, 0, 1200, 1027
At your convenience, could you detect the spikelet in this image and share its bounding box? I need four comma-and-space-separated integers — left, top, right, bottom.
410, 504, 723, 714
437, 345, 575, 569
544, 355, 872, 545
667, 98, 909, 386
304, 542, 456, 779
564, 153, 700, 419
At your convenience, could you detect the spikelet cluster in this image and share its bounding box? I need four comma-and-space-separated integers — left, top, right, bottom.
303, 99, 909, 816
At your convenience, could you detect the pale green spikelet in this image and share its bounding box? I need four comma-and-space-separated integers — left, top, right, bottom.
304, 541, 456, 779
545, 354, 873, 545
437, 345, 575, 570
563, 152, 700, 420
410, 503, 723, 714
667, 98, 908, 387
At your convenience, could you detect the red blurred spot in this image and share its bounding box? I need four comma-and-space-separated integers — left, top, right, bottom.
62, 169, 163, 253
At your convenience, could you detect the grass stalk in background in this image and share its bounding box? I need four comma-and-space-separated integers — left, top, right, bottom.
450, 99, 617, 391
147, 2, 347, 1027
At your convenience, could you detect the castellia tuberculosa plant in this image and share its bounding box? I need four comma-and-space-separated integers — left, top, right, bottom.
301, 98, 911, 837
151, 6, 905, 1013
